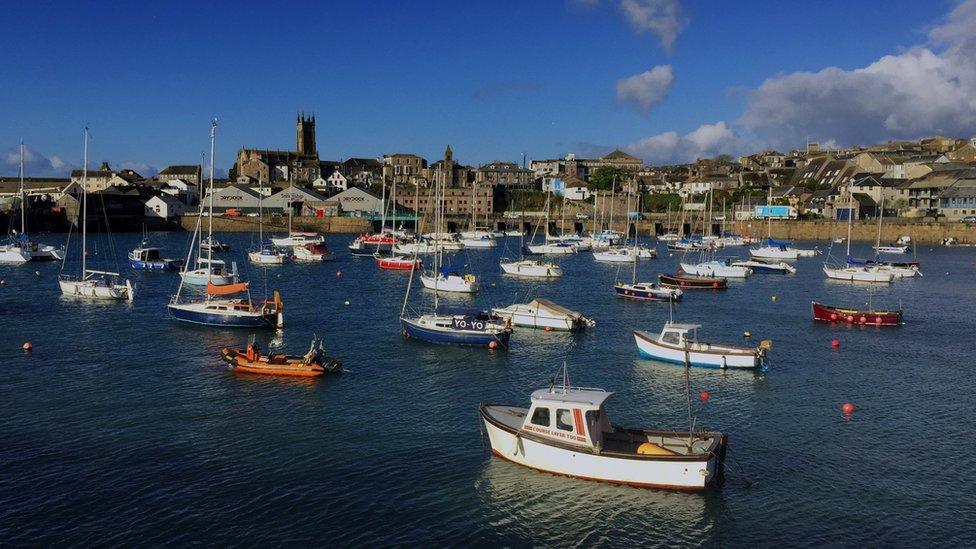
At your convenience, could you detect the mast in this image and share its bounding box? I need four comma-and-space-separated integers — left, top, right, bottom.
592, 192, 598, 235
433, 167, 441, 310
609, 176, 616, 237
207, 120, 216, 283
81, 127, 88, 278
392, 177, 397, 236
19, 141, 25, 235
380, 175, 387, 235
875, 195, 885, 255
846, 182, 854, 258
631, 193, 639, 284
469, 179, 476, 232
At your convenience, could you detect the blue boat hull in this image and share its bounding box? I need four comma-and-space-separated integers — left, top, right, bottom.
614, 286, 678, 301
401, 318, 510, 347
750, 264, 789, 274
168, 305, 276, 328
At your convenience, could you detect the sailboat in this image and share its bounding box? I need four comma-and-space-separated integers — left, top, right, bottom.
679, 187, 751, 278
168, 120, 283, 328
376, 178, 421, 269
400, 175, 510, 347
614, 195, 682, 301
179, 149, 238, 286
419, 168, 479, 293
594, 186, 639, 263
525, 188, 576, 255
749, 186, 818, 259
499, 202, 563, 278
349, 176, 396, 256
822, 183, 893, 283
461, 185, 496, 248
247, 182, 287, 264
58, 128, 134, 301
270, 187, 330, 261
860, 197, 920, 278
0, 141, 64, 263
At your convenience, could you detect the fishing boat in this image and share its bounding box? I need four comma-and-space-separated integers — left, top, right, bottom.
200, 236, 230, 253
58, 128, 134, 302
811, 301, 903, 326
492, 299, 594, 331
479, 374, 728, 490
181, 257, 238, 286
659, 273, 727, 289
168, 120, 283, 329
873, 244, 910, 254
730, 259, 796, 274
634, 323, 770, 369
376, 254, 422, 270
0, 142, 63, 263
292, 242, 336, 262
222, 336, 342, 377
129, 242, 184, 271
635, 246, 657, 259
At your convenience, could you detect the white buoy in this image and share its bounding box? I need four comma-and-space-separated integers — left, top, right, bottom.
344, 300, 350, 305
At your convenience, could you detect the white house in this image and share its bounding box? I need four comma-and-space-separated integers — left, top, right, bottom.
160, 179, 200, 206
144, 195, 187, 219
325, 170, 349, 192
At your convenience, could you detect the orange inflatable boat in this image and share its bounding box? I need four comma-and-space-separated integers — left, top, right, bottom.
222, 338, 342, 377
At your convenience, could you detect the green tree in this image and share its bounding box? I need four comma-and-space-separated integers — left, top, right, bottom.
588, 166, 623, 191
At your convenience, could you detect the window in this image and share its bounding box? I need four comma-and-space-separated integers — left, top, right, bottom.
662, 331, 681, 345
556, 409, 574, 432
530, 407, 550, 427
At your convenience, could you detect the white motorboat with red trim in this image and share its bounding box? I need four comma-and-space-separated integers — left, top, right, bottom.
479, 383, 727, 490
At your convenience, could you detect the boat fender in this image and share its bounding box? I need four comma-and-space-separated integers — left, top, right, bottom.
859, 316, 866, 324
512, 432, 522, 456
830, 313, 838, 321
721, 355, 727, 369
875, 316, 882, 325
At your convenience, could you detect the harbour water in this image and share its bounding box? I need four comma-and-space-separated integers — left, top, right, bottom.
1, 232, 974, 546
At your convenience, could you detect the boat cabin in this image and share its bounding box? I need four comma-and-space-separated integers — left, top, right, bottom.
522, 387, 615, 450
657, 322, 700, 347
133, 247, 162, 261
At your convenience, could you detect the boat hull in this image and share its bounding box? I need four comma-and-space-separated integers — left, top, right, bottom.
59, 278, 133, 301
679, 262, 751, 278
499, 260, 563, 278
633, 330, 760, 369
376, 257, 421, 270
401, 317, 510, 346
811, 301, 902, 326
129, 258, 183, 271
659, 274, 727, 289
180, 270, 238, 286
823, 266, 893, 283
480, 407, 723, 490
221, 348, 341, 377
420, 274, 479, 293
614, 283, 682, 301
168, 302, 278, 328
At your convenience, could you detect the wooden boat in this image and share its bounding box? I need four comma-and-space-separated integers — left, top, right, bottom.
811, 301, 903, 326
480, 382, 727, 490
659, 273, 727, 289
222, 337, 342, 377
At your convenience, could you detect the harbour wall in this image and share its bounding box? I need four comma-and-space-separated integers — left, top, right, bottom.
178, 215, 372, 234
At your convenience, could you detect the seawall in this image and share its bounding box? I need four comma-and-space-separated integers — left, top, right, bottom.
178, 215, 372, 234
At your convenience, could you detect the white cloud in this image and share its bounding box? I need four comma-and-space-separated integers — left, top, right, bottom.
3, 145, 71, 177
619, 0, 685, 51
616, 65, 674, 114
624, 121, 748, 164
740, 0, 976, 148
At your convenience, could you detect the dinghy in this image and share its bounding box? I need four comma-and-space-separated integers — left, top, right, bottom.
222, 336, 342, 377
811, 301, 903, 326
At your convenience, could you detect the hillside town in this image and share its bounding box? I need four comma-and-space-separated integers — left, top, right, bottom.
3, 115, 976, 232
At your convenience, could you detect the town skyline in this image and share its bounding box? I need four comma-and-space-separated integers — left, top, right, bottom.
2, 0, 974, 177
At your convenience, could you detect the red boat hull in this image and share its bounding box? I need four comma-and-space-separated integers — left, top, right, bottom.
376, 257, 421, 270
811, 301, 902, 326
659, 273, 727, 289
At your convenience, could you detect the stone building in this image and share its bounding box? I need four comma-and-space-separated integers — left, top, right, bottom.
394, 183, 493, 217
232, 115, 324, 185
70, 163, 142, 192
382, 153, 428, 186
475, 161, 533, 188
425, 145, 473, 187
158, 165, 202, 185
529, 149, 642, 182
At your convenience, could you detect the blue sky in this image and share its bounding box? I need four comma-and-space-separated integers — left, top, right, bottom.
2, 0, 972, 176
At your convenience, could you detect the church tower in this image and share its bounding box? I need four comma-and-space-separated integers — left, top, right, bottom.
443, 144, 455, 186
297, 114, 316, 157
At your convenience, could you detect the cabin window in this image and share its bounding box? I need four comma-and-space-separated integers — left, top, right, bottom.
556, 409, 574, 432
662, 331, 681, 345
530, 407, 550, 427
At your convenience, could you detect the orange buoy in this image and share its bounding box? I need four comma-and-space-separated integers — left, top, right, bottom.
488, 340, 498, 350
22, 342, 32, 351
699, 391, 711, 402
544, 326, 553, 332
831, 338, 840, 348
841, 402, 854, 415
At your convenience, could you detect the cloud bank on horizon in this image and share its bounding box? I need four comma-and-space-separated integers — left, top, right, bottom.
622, 0, 976, 165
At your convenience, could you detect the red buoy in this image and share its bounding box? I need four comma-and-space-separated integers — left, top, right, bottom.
875, 316, 882, 325
488, 340, 498, 350
831, 338, 840, 348
699, 391, 711, 402
841, 402, 854, 415
336, 270, 342, 277
22, 342, 32, 352
846, 315, 854, 323
859, 316, 867, 324
544, 326, 553, 332
830, 313, 838, 321
712, 282, 719, 288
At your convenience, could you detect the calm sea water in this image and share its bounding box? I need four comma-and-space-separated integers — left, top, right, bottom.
1, 231, 974, 547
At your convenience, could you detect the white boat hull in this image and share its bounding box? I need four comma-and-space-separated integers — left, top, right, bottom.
499, 260, 563, 278
592, 249, 635, 263
0, 246, 31, 263
749, 246, 799, 260
822, 266, 893, 283
270, 234, 324, 247
491, 306, 574, 331
180, 269, 239, 286
634, 330, 760, 369
526, 243, 576, 255
248, 251, 287, 264
679, 262, 751, 278
462, 238, 496, 248
420, 273, 479, 293
482, 417, 718, 490
59, 278, 133, 301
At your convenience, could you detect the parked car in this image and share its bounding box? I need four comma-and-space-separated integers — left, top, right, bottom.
224, 208, 242, 217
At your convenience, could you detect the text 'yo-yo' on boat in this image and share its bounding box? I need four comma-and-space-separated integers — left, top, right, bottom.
811, 301, 903, 326
479, 380, 727, 490
222, 336, 341, 377
634, 322, 770, 369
